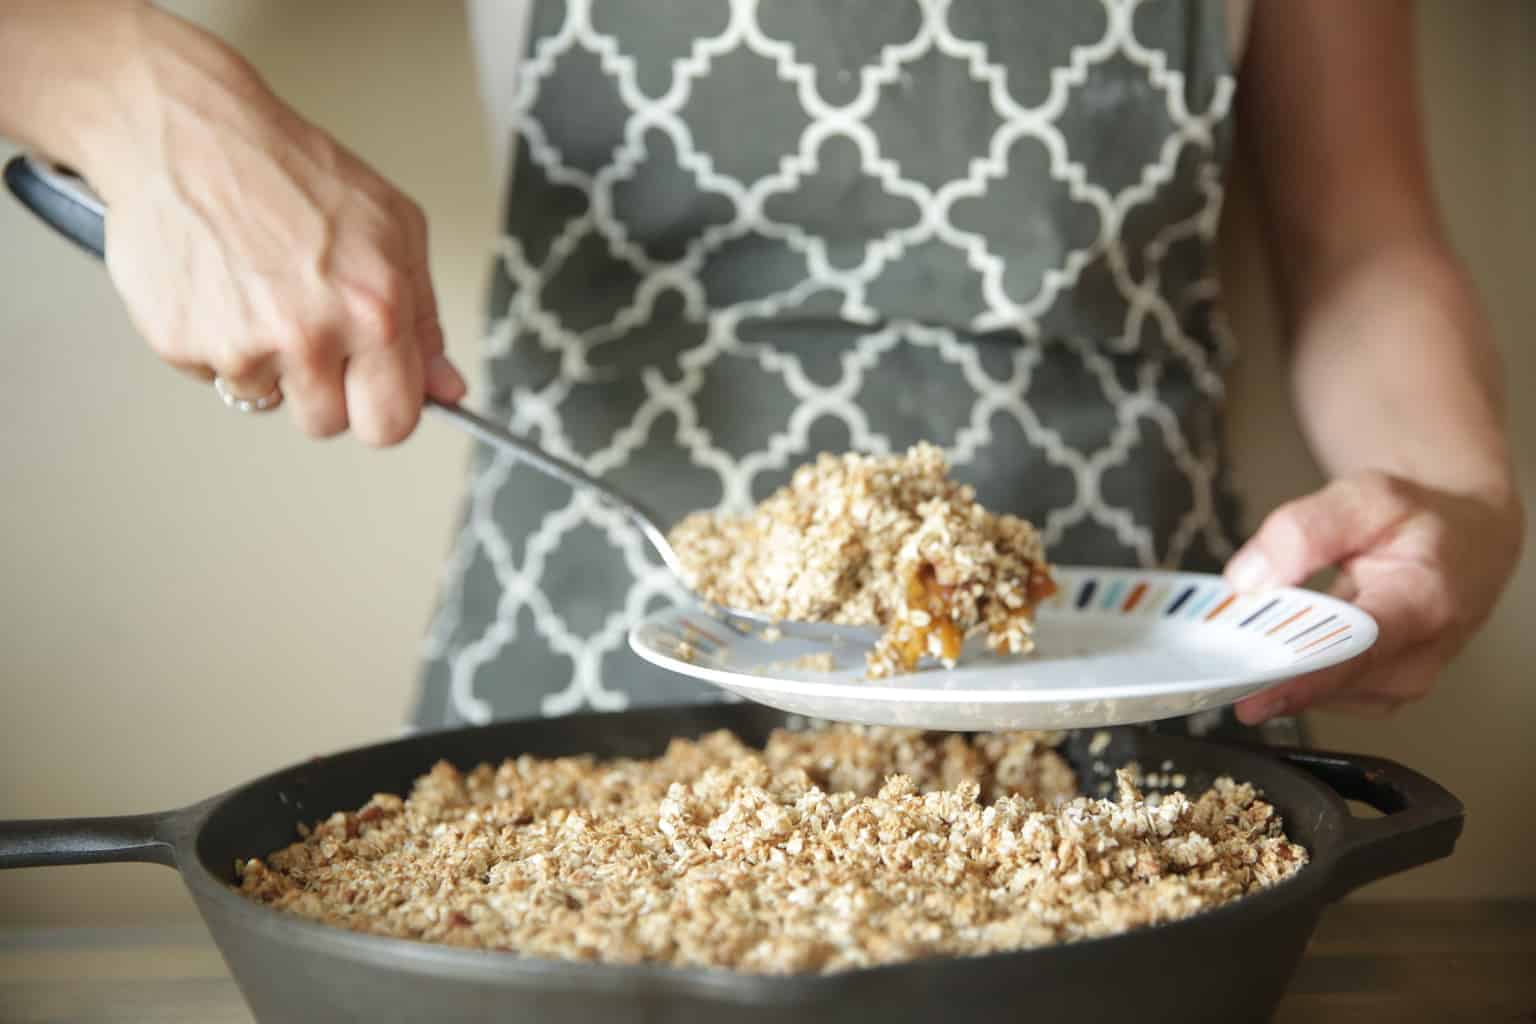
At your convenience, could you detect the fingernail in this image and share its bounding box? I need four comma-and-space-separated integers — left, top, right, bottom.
427, 353, 467, 399
1237, 692, 1287, 726
1225, 548, 1273, 594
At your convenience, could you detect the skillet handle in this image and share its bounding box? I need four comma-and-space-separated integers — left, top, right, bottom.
4, 154, 107, 259
1276, 749, 1464, 899
5, 166, 175, 874
0, 813, 177, 869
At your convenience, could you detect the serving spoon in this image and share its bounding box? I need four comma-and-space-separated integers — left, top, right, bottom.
2, 153, 778, 628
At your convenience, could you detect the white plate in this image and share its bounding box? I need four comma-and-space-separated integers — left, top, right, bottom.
629, 567, 1377, 731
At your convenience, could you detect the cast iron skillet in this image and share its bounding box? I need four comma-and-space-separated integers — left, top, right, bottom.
1, 703, 1461, 1024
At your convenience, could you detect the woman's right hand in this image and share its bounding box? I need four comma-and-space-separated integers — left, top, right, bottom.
3, 1, 466, 444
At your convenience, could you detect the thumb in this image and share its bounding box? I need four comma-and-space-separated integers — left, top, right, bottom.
1224, 472, 1413, 594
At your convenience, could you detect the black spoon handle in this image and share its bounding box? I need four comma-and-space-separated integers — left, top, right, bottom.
4, 154, 105, 258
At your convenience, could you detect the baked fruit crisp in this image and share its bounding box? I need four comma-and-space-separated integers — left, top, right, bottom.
235, 726, 1307, 974
667, 443, 1057, 676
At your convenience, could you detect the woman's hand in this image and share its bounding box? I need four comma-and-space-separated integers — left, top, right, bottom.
1225, 472, 1524, 724
1, 1, 466, 444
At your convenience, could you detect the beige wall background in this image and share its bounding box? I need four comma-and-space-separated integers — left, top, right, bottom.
2, 2, 1532, 927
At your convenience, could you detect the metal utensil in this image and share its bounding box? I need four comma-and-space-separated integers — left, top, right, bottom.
422, 398, 687, 580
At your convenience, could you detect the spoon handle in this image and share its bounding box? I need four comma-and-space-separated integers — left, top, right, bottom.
424, 399, 682, 575
4, 153, 684, 577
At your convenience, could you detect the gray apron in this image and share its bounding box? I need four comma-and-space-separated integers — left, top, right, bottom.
416, 0, 1263, 738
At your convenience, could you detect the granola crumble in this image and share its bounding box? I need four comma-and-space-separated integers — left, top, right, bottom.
667, 444, 1057, 676
754, 652, 837, 674
236, 727, 1306, 973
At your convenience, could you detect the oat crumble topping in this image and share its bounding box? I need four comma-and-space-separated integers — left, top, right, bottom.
754, 652, 837, 674
667, 444, 1057, 676
236, 727, 1306, 973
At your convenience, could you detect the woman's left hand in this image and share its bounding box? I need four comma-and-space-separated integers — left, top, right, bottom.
1224, 470, 1524, 724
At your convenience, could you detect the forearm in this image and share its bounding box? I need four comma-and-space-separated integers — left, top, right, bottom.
0, 2, 145, 170
0, 0, 276, 203
1229, 0, 1522, 721
1286, 236, 1516, 505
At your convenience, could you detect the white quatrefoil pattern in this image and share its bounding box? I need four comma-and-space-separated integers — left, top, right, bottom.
415, 0, 1247, 729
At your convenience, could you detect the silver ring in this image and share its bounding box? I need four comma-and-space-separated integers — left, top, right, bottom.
213, 376, 283, 413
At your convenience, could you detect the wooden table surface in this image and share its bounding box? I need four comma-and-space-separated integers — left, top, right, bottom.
1, 902, 1531, 1023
